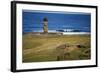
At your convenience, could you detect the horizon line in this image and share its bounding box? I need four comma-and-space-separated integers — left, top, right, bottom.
23, 10, 91, 15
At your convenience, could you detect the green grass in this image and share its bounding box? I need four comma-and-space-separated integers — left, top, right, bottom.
22, 34, 91, 63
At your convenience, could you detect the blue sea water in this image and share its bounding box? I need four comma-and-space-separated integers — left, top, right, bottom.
23, 10, 91, 33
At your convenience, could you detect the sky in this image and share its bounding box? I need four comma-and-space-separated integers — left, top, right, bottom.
23, 10, 91, 32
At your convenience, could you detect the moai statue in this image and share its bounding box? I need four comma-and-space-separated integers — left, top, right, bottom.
43, 17, 48, 33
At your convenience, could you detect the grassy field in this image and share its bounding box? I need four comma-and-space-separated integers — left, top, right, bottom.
22, 34, 91, 63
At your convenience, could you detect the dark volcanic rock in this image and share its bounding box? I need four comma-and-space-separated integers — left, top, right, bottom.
76, 44, 86, 48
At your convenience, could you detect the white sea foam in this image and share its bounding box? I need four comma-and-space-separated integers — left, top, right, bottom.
48, 30, 90, 35
62, 32, 90, 35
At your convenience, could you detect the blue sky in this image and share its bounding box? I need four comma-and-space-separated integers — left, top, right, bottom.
23, 10, 91, 32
